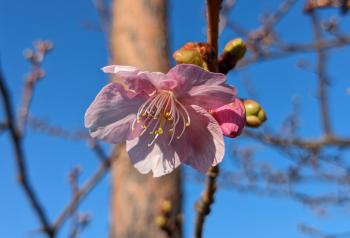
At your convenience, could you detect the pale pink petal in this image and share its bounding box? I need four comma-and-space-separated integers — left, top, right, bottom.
126, 134, 181, 177
180, 84, 236, 110
172, 105, 225, 173
166, 64, 226, 94
212, 98, 245, 138
102, 65, 140, 76
102, 65, 178, 93
84, 83, 147, 144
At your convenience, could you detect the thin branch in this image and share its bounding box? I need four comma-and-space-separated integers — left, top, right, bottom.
309, 12, 333, 136
52, 152, 113, 232
194, 166, 220, 238
244, 130, 350, 150
237, 35, 350, 68
205, 0, 222, 71
0, 68, 53, 237
193, 1, 223, 238
27, 115, 89, 141
18, 41, 52, 133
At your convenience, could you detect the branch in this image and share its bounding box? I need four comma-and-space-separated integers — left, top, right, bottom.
309, 11, 333, 136
0, 68, 53, 236
244, 130, 350, 150
205, 0, 222, 71
193, 1, 223, 238
237, 35, 350, 68
194, 166, 220, 238
18, 40, 52, 133
52, 143, 113, 232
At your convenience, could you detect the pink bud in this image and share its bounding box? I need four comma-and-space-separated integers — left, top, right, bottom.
211, 98, 245, 138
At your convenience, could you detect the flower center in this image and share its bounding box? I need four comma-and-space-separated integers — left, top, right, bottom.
132, 91, 190, 146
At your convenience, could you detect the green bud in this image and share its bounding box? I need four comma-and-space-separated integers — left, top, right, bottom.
243, 99, 267, 128
243, 99, 261, 116
223, 38, 247, 61
246, 115, 261, 128
218, 38, 247, 74
173, 49, 204, 67
257, 108, 267, 122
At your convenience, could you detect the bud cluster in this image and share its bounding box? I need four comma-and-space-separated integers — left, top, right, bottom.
243, 99, 267, 128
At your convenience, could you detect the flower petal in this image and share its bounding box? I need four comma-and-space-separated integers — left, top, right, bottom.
180, 84, 236, 110
84, 83, 146, 144
102, 65, 178, 93
102, 65, 140, 76
126, 134, 181, 177
166, 64, 227, 94
211, 98, 245, 138
172, 105, 225, 173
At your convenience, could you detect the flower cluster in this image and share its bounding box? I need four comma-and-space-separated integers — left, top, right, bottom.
85, 64, 244, 177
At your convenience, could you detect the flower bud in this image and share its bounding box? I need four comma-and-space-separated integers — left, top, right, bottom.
223, 38, 247, 59
155, 215, 167, 228
211, 98, 245, 138
243, 99, 267, 128
173, 42, 215, 70
173, 49, 204, 67
161, 200, 172, 214
219, 38, 247, 74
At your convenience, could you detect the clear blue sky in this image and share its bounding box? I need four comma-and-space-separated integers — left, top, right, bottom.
1, 0, 350, 237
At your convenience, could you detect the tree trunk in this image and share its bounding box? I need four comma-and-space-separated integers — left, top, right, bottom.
109, 1, 182, 238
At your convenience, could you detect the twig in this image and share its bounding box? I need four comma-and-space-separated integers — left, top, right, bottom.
309, 12, 333, 136
27, 115, 89, 141
205, 0, 222, 71
18, 40, 52, 134
194, 166, 220, 238
92, 0, 111, 34
193, 1, 222, 238
52, 153, 112, 232
262, 0, 297, 31
244, 130, 350, 150
68, 167, 81, 238
0, 68, 53, 237
237, 35, 350, 68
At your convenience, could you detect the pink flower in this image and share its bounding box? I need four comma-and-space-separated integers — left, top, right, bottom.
85, 64, 236, 177
211, 98, 245, 138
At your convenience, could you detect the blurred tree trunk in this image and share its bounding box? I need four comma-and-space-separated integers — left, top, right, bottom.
109, 1, 182, 238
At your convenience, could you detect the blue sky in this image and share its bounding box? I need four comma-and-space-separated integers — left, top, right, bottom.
1, 0, 350, 237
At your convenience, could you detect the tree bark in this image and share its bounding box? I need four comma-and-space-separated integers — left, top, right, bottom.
109, 1, 182, 238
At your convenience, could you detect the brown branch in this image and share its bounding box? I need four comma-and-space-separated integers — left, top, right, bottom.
193, 1, 223, 238
194, 166, 220, 238
92, 0, 111, 34
244, 130, 350, 150
52, 144, 113, 232
27, 115, 89, 141
237, 35, 350, 68
0, 68, 53, 237
18, 41, 52, 133
309, 12, 333, 136
205, 0, 222, 71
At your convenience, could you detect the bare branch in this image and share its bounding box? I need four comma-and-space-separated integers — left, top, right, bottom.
52, 153, 113, 232
18, 40, 53, 133
194, 166, 220, 238
309, 11, 333, 136
193, 1, 223, 237
0, 67, 53, 237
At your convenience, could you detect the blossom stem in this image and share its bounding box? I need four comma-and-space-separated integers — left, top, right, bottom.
194, 166, 220, 238
194, 1, 223, 238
